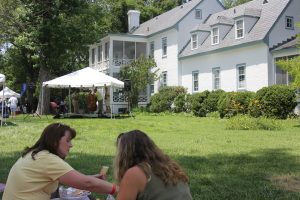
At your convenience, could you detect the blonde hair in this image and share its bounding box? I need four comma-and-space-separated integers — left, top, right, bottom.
114, 130, 189, 185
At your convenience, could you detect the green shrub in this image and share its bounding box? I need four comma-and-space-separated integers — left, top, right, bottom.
173, 93, 191, 113
248, 85, 297, 119
149, 86, 186, 112
202, 90, 225, 115
190, 91, 210, 117
206, 111, 220, 118
218, 91, 255, 118
226, 115, 283, 130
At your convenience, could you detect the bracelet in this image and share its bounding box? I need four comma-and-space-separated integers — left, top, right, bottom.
110, 184, 116, 195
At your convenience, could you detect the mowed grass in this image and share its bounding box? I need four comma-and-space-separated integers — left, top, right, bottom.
1, 114, 300, 200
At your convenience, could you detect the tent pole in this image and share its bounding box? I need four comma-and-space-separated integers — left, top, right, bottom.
41, 85, 44, 115
68, 86, 71, 114
1, 82, 4, 127
110, 86, 112, 119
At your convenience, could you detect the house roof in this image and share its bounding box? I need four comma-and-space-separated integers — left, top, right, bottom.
131, 0, 205, 36
180, 0, 292, 59
271, 36, 299, 51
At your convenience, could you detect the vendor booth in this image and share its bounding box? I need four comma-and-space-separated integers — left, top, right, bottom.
42, 67, 124, 118
0, 73, 5, 127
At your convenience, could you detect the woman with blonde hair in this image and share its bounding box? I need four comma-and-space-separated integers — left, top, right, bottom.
114, 130, 192, 200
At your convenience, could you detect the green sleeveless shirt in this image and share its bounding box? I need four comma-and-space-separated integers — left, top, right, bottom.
137, 173, 193, 200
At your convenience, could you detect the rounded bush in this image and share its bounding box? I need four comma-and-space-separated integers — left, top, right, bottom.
190, 90, 210, 117
173, 93, 191, 113
202, 90, 225, 115
248, 85, 297, 119
149, 86, 186, 113
217, 91, 255, 118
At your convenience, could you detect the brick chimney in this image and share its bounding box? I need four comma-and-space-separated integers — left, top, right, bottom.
127, 10, 140, 32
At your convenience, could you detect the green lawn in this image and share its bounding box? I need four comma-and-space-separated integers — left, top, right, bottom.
1, 114, 300, 200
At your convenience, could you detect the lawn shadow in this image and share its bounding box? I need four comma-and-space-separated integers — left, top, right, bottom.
2, 149, 300, 200
177, 148, 300, 200
0, 121, 18, 127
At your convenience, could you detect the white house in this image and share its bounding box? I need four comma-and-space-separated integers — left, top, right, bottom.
179, 0, 299, 93
89, 0, 299, 113
89, 0, 225, 112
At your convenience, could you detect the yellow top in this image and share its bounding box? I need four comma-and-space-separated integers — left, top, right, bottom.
3, 150, 73, 200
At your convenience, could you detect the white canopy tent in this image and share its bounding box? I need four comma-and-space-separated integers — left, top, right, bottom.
0, 73, 5, 127
0, 87, 21, 99
42, 67, 124, 117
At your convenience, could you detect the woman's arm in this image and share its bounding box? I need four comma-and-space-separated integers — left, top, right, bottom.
117, 166, 148, 200
59, 170, 115, 195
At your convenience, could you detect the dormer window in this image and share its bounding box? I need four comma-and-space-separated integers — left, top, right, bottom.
195, 9, 202, 19
285, 16, 294, 30
211, 27, 219, 45
235, 19, 244, 39
191, 34, 198, 50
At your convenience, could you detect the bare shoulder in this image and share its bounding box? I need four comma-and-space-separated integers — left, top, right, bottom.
124, 166, 147, 182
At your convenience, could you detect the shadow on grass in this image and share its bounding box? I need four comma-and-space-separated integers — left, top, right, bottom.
177, 148, 300, 200
1, 149, 300, 200
0, 121, 18, 127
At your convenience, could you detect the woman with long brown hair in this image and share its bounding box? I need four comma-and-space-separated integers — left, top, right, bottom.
114, 130, 192, 200
3, 123, 117, 200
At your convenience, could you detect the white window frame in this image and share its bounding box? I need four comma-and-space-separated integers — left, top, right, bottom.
97, 45, 102, 63
212, 67, 220, 90
161, 71, 167, 87
211, 27, 219, 45
285, 16, 294, 30
162, 37, 167, 57
237, 64, 246, 90
235, 19, 244, 39
191, 34, 198, 50
91, 48, 95, 65
195, 9, 202, 19
192, 71, 199, 92
104, 42, 109, 60
150, 41, 154, 57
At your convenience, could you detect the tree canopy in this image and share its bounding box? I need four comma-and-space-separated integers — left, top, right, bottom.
223, 0, 252, 8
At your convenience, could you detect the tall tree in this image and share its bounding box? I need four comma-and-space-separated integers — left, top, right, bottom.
120, 56, 158, 107
223, 0, 251, 8
108, 0, 181, 33
0, 0, 110, 114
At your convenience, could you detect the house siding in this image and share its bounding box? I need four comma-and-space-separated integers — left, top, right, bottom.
268, 0, 300, 47
148, 28, 179, 92
180, 42, 269, 93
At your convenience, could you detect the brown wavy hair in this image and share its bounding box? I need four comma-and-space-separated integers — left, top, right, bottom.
22, 123, 76, 160
114, 130, 189, 185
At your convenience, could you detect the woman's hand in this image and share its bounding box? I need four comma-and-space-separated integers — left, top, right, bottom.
91, 174, 107, 180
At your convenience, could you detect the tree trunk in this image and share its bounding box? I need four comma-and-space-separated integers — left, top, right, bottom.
36, 67, 51, 115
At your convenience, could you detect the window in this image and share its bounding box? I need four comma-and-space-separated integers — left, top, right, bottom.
286, 16, 294, 29
212, 67, 220, 90
191, 34, 198, 50
161, 71, 167, 87
195, 9, 202, 19
211, 27, 219, 45
150, 81, 154, 94
105, 42, 109, 60
235, 19, 244, 39
91, 48, 95, 65
98, 45, 102, 63
150, 41, 154, 57
275, 57, 293, 85
192, 71, 199, 92
162, 37, 167, 57
237, 64, 246, 89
